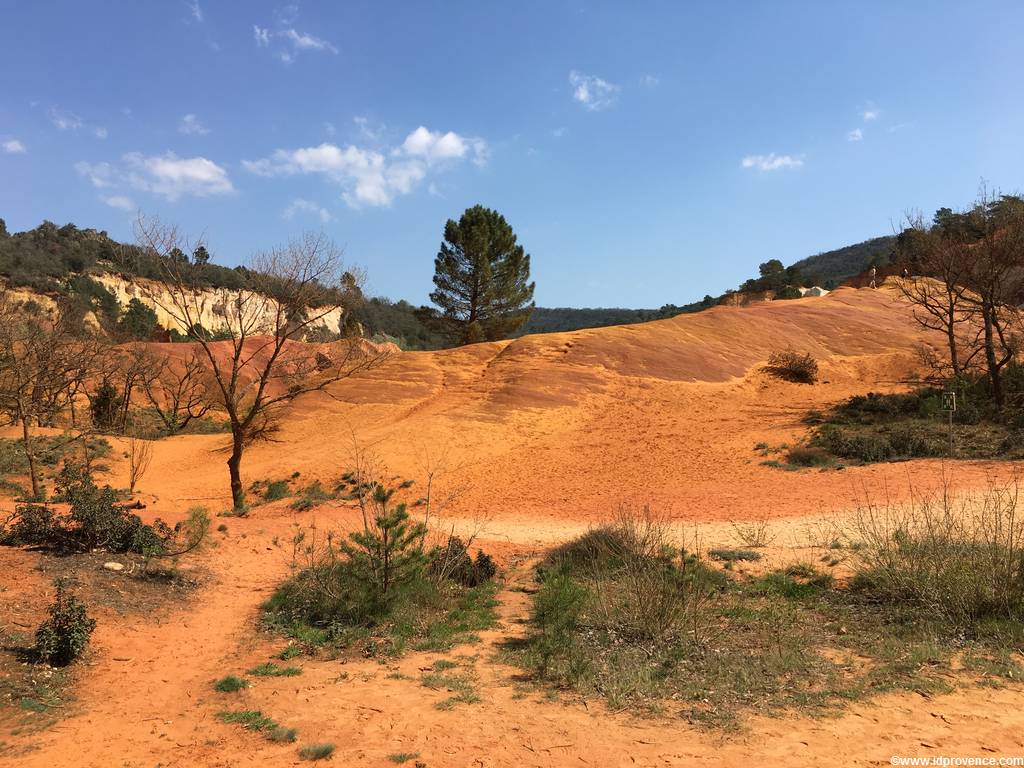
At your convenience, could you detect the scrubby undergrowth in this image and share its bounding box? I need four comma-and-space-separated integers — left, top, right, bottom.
507, 498, 1024, 728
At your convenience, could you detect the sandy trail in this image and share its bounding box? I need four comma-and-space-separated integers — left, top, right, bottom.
4, 286, 1024, 766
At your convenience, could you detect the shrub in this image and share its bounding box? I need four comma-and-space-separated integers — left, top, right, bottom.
0, 466, 208, 557
248, 662, 302, 677
290, 481, 332, 511
709, 548, 762, 562
35, 579, 96, 666
214, 675, 249, 692
785, 446, 833, 467
849, 483, 1024, 628
268, 726, 298, 743
264, 480, 291, 502
217, 710, 278, 732
762, 350, 818, 384
299, 743, 335, 761
430, 536, 497, 587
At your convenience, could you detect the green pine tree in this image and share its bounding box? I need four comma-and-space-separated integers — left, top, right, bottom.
341, 484, 427, 606
428, 205, 535, 344
118, 298, 159, 340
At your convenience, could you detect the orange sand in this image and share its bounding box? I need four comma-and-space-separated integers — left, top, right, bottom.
3, 285, 1023, 767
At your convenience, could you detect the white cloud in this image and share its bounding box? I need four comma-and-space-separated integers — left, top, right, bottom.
103, 195, 135, 211
552, 126, 568, 138
77, 153, 232, 201
639, 74, 660, 89
124, 152, 233, 200
74, 161, 116, 187
283, 28, 337, 53
569, 70, 620, 111
284, 198, 331, 223
253, 21, 337, 60
399, 126, 488, 166
49, 107, 83, 131
188, 0, 204, 22
847, 128, 863, 142
94, 126, 108, 139
862, 109, 879, 121
243, 126, 488, 208
2, 139, 26, 154
741, 153, 804, 172
179, 113, 210, 135
353, 116, 383, 142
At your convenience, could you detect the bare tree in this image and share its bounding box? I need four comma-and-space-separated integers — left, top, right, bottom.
896, 190, 1024, 405
134, 218, 387, 509
896, 213, 983, 378
131, 346, 213, 435
127, 433, 154, 495
0, 292, 105, 498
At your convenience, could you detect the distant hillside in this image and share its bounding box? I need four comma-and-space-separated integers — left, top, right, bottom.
789, 235, 897, 288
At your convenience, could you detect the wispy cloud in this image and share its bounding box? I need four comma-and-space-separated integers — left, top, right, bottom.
861, 101, 880, 121
569, 70, 620, 111
188, 0, 203, 22
94, 127, 108, 139
103, 195, 136, 211
284, 198, 331, 223
552, 126, 568, 138
638, 74, 660, 89
2, 139, 26, 154
847, 128, 863, 142
48, 106, 83, 131
243, 126, 487, 208
76, 152, 233, 201
252, 8, 337, 63
741, 153, 804, 172
179, 113, 210, 135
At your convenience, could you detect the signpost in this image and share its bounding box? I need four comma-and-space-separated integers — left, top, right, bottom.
942, 391, 956, 457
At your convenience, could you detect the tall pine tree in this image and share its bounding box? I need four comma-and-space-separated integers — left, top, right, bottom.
428, 205, 535, 344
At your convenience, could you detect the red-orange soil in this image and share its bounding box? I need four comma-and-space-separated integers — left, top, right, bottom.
2, 285, 1023, 767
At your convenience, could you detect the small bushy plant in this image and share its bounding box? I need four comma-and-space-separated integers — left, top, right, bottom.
762, 350, 818, 384
35, 579, 96, 666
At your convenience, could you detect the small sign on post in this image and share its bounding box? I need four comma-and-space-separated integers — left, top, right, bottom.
942, 391, 957, 456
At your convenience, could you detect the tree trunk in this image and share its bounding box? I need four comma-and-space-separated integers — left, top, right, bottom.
21, 418, 40, 500
983, 304, 1004, 408
227, 430, 245, 510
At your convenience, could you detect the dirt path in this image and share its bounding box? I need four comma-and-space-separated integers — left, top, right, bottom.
6, 509, 1024, 768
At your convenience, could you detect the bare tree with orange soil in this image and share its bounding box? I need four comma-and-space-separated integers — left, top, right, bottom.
133, 217, 388, 510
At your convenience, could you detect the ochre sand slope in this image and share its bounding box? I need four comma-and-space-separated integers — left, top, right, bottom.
4, 285, 1023, 767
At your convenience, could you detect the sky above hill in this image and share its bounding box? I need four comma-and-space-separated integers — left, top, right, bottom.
1, 1, 1022, 308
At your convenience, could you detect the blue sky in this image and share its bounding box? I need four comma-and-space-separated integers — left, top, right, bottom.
2, 1, 1022, 308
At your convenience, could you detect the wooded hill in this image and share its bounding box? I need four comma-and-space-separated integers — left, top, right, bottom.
0, 217, 895, 350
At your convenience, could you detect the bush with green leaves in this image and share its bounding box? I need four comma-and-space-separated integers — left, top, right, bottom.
0, 465, 208, 557
265, 478, 498, 655
35, 579, 96, 666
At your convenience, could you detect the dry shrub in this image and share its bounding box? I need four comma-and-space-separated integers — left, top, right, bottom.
849, 480, 1024, 628
763, 350, 819, 384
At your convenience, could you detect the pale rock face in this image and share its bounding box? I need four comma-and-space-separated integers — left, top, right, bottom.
6, 273, 348, 337
93, 274, 347, 336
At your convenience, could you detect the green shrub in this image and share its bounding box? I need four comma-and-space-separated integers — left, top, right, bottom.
849, 485, 1024, 628
268, 726, 298, 743
248, 662, 302, 677
785, 446, 833, 467
430, 536, 497, 587
214, 675, 249, 692
299, 743, 335, 761
290, 481, 332, 511
1, 466, 208, 557
709, 548, 762, 562
35, 579, 96, 666
217, 710, 278, 732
